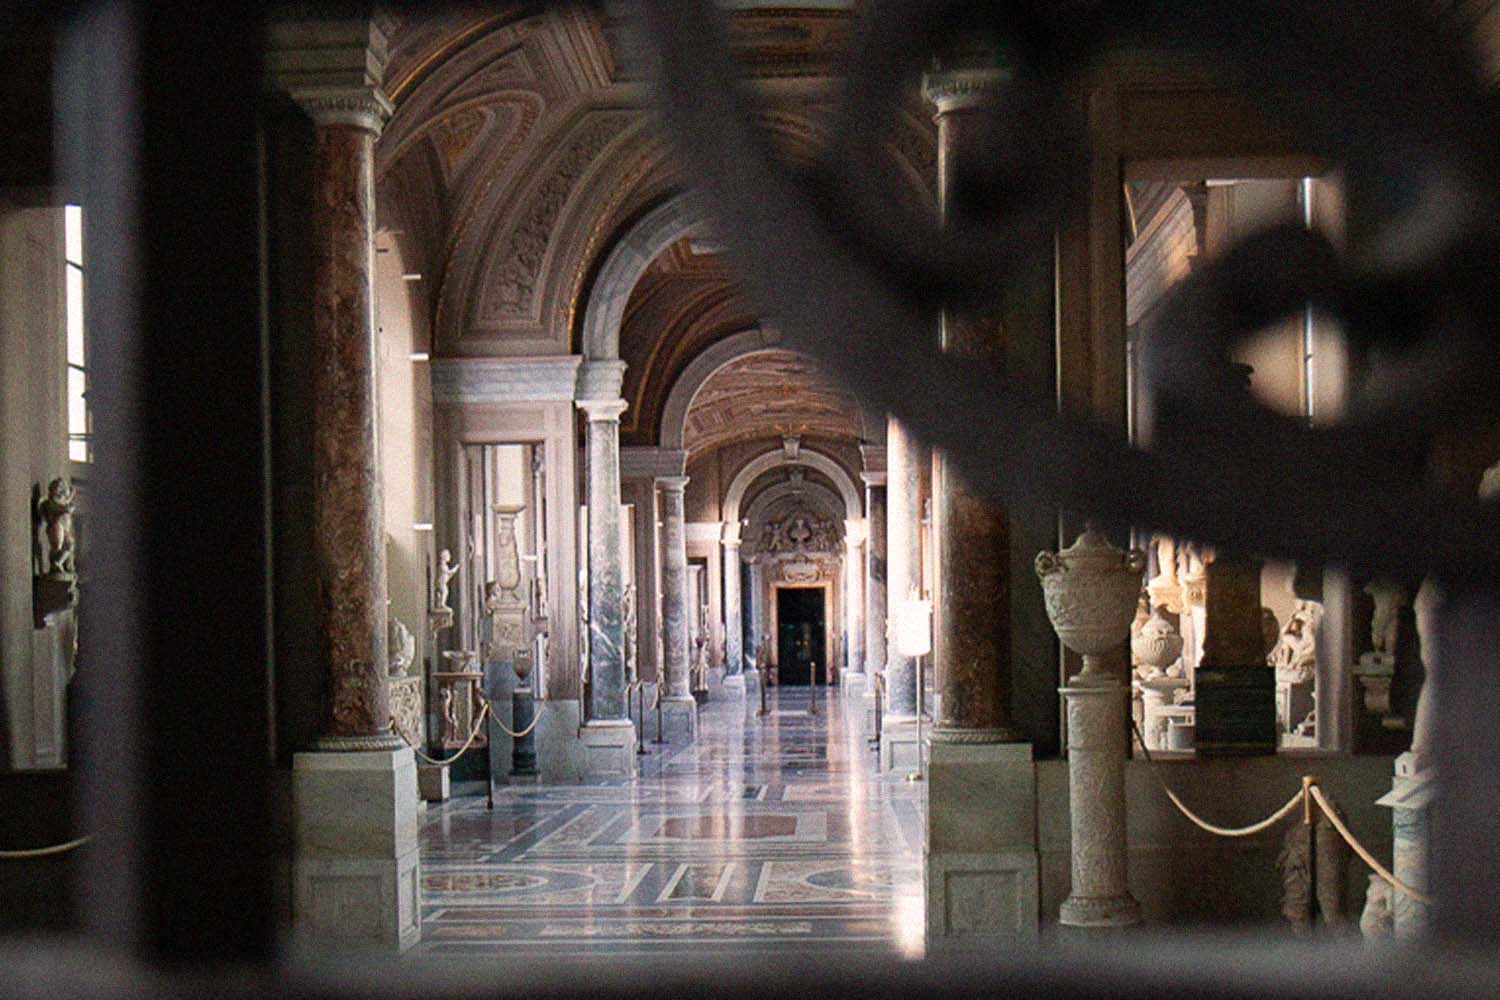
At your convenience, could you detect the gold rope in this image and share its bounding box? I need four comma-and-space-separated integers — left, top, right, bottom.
1132, 720, 1306, 837
1309, 783, 1433, 904
391, 700, 492, 766
0, 835, 91, 860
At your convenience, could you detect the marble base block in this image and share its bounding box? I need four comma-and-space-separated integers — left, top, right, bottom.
662, 695, 699, 743
841, 672, 867, 697
925, 742, 1039, 950
292, 748, 421, 952
723, 674, 748, 696
537, 699, 586, 783
416, 763, 449, 802
881, 715, 922, 772
579, 719, 636, 781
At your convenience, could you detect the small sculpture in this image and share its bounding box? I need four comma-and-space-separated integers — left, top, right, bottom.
1359, 875, 1394, 940
1270, 601, 1323, 687
1277, 797, 1351, 934
622, 582, 639, 684
1364, 577, 1407, 655
434, 548, 459, 611
387, 617, 415, 677
34, 478, 77, 581
1132, 605, 1185, 680
439, 686, 458, 744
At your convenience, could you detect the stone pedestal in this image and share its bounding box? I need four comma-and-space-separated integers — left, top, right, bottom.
579, 718, 636, 780
417, 763, 449, 802
723, 673, 747, 695
926, 742, 1039, 949
292, 748, 420, 951
1376, 752, 1434, 939
841, 670, 867, 697
1058, 680, 1140, 927
661, 695, 699, 743
881, 714, 922, 772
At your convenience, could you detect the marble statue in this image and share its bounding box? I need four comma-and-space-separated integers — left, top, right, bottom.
434, 548, 459, 610
1270, 601, 1323, 687
439, 686, 458, 745
34, 477, 77, 581
623, 582, 639, 684
1277, 798, 1351, 934
1360, 875, 1394, 940
387, 617, 415, 677
1365, 577, 1407, 655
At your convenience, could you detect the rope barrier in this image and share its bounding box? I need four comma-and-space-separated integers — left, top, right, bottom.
486, 697, 542, 741
1308, 783, 1433, 904
1132, 720, 1306, 837
391, 701, 492, 766
0, 835, 91, 860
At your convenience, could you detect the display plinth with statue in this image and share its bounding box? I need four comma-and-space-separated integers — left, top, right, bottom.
1194, 555, 1276, 755
1037, 525, 1145, 928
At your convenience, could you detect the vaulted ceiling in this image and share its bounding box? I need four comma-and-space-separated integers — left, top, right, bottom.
683, 350, 865, 457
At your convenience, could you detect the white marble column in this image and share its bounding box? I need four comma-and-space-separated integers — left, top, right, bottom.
843, 520, 866, 695
882, 418, 922, 769
658, 476, 697, 741
862, 474, 888, 732
722, 525, 746, 694
1058, 677, 1139, 927
748, 559, 766, 682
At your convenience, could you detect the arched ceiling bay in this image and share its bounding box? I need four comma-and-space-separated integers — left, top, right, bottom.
683, 349, 864, 457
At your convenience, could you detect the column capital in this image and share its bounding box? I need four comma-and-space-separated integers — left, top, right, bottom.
578, 398, 628, 423
721, 522, 743, 547
296, 87, 394, 132
861, 471, 888, 488
267, 13, 394, 132
922, 67, 1009, 116
656, 475, 690, 494
576, 358, 628, 401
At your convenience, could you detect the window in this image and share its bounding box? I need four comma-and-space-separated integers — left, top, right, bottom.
65, 203, 90, 463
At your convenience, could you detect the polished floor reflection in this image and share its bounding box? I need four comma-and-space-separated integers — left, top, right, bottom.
415, 684, 926, 957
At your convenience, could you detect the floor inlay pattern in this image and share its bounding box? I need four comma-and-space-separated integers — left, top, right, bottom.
414, 685, 926, 957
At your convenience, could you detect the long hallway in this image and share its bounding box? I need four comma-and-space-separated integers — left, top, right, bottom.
415, 686, 926, 958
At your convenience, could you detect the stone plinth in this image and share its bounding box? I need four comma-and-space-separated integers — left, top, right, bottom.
881, 714, 922, 772
1376, 752, 1434, 939
417, 763, 449, 802
293, 748, 420, 951
723, 673, 747, 695
579, 718, 635, 781
661, 695, 699, 743
1058, 680, 1140, 927
926, 742, 1039, 949
536, 698, 585, 783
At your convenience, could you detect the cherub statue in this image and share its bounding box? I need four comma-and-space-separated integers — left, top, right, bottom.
434, 548, 459, 610
1269, 600, 1324, 686
387, 617, 415, 677
35, 478, 77, 580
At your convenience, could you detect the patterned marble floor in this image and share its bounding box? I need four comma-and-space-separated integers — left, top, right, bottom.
414, 683, 927, 959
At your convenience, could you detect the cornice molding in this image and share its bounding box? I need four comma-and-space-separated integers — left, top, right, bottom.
621, 447, 688, 480
431, 355, 583, 403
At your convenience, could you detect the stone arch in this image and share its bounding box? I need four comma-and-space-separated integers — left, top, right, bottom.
743, 479, 845, 539
659, 329, 883, 451
579, 190, 710, 361
723, 448, 862, 525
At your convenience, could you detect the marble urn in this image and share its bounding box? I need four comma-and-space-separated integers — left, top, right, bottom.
1036, 524, 1147, 681
1131, 606, 1184, 677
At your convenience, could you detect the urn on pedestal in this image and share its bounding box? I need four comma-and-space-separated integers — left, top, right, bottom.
1036, 524, 1147, 682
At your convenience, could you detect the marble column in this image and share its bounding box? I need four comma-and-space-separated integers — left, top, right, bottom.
842, 522, 866, 695
575, 399, 636, 778
658, 476, 697, 741
278, 26, 419, 951
881, 417, 923, 769
920, 67, 1039, 950
748, 559, 766, 682
862, 476, 888, 731
722, 526, 746, 694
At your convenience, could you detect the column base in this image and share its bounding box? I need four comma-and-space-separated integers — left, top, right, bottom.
1058, 893, 1141, 928
661, 695, 699, 743
841, 672, 867, 697
925, 742, 1038, 950
537, 698, 587, 783
292, 747, 421, 952
881, 715, 922, 772
579, 719, 636, 781
723, 673, 747, 696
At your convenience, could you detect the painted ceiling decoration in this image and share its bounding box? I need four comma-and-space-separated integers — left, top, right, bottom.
683, 350, 864, 457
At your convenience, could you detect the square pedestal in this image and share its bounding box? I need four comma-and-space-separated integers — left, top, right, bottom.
841, 672, 867, 696
417, 763, 449, 802
661, 695, 699, 743
292, 748, 421, 952
881, 716, 922, 772
537, 699, 586, 783
925, 741, 1039, 950
579, 719, 636, 781
723, 673, 747, 696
